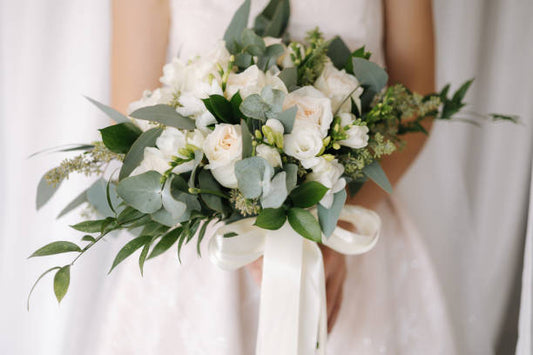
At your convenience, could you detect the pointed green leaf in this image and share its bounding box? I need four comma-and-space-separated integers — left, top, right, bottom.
255, 207, 286, 230
119, 127, 164, 180
241, 28, 266, 56
253, 0, 290, 37
279, 67, 298, 92
138, 242, 151, 276
241, 119, 253, 158
29, 241, 82, 258
317, 189, 347, 237
224, 0, 251, 53
198, 169, 228, 214
289, 181, 329, 208
148, 228, 181, 259
27, 266, 61, 310
109, 235, 152, 274
287, 207, 322, 242
99, 122, 142, 154
351, 58, 388, 109
53, 265, 70, 303
327, 37, 351, 70
116, 171, 163, 214
257, 44, 285, 71
71, 219, 108, 233
85, 96, 129, 123
362, 160, 392, 193
130, 104, 195, 130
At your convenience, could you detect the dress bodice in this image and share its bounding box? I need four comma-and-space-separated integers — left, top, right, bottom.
168, 0, 385, 66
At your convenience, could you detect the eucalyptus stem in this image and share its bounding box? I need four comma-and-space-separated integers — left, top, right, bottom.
188, 187, 230, 199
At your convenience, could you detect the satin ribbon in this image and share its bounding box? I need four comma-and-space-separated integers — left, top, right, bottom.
208, 205, 381, 354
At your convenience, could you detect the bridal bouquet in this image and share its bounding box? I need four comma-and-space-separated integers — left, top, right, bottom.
29, 0, 515, 352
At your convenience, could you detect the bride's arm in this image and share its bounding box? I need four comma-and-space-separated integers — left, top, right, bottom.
111, 0, 170, 113
347, 0, 435, 208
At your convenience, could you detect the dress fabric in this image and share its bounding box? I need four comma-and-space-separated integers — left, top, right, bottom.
94, 1, 456, 354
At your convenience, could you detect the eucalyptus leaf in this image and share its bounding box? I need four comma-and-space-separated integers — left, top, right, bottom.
99, 122, 142, 154
275, 106, 297, 133
130, 104, 195, 130
257, 44, 285, 71
327, 37, 351, 70
278, 67, 298, 92
87, 178, 121, 217
287, 208, 322, 242
116, 171, 163, 214
119, 127, 164, 180
261, 172, 288, 209
109, 235, 152, 274
289, 181, 329, 208
253, 0, 290, 37
254, 207, 286, 230
235, 157, 274, 199
351, 58, 388, 110
53, 265, 70, 303
284, 164, 298, 192
85, 96, 129, 124
362, 160, 392, 193
261, 86, 285, 112
241, 119, 253, 158
161, 177, 187, 220
36, 170, 62, 210
224, 0, 251, 53
29, 241, 82, 258
117, 206, 145, 225
241, 28, 266, 56
240, 94, 271, 121
317, 189, 347, 238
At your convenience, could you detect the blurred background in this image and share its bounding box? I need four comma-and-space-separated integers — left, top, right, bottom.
1, 0, 532, 354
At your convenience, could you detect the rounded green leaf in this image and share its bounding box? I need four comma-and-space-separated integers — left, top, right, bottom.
99, 122, 142, 154
116, 171, 163, 214
53, 265, 70, 303
119, 127, 164, 180
287, 207, 322, 242
255, 207, 286, 230
29, 241, 81, 258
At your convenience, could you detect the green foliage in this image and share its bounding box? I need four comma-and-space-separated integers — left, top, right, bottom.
27, 266, 61, 310
85, 96, 129, 124
109, 235, 152, 274
261, 171, 288, 209
116, 171, 163, 214
241, 28, 266, 56
53, 266, 70, 303
351, 57, 388, 110
130, 104, 196, 130
241, 119, 254, 158
278, 67, 298, 92
253, 0, 290, 37
297, 28, 330, 86
224, 0, 251, 54
148, 228, 181, 259
235, 157, 274, 199
439, 79, 473, 119
255, 207, 286, 230
289, 181, 328, 208
287, 207, 322, 242
198, 169, 229, 214
276, 106, 297, 133
257, 44, 285, 71
327, 37, 351, 70
119, 127, 164, 180
71, 219, 108, 233
203, 95, 240, 124
240, 87, 285, 122
362, 160, 392, 194
29, 241, 81, 258
86, 178, 121, 217
317, 189, 347, 237
99, 122, 142, 154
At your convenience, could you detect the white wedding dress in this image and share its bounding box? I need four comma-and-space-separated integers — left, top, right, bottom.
94, 1, 456, 354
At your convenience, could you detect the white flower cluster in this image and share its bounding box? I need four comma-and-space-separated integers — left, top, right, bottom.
130, 38, 370, 209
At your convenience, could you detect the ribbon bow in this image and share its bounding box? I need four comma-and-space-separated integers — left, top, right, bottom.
208, 205, 381, 355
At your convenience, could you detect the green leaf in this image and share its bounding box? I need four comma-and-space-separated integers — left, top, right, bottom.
351, 46, 372, 60
362, 160, 392, 193
161, 177, 187, 219
130, 104, 196, 130
287, 208, 322, 242
351, 58, 388, 110
117, 206, 145, 225
86, 178, 121, 217
275, 106, 297, 133
257, 44, 285, 71
148, 228, 181, 259
119, 127, 164, 180
261, 172, 288, 208
29, 241, 82, 258
36, 170, 62, 210
254, 207, 286, 230
116, 171, 163, 214
253, 0, 290, 37
230, 92, 243, 118
81, 235, 96, 243
347, 176, 367, 197
27, 266, 61, 310
29, 144, 95, 158
235, 157, 274, 199
327, 37, 351, 70
71, 219, 107, 233
85, 96, 129, 124
198, 169, 228, 214
224, 0, 251, 53
53, 265, 70, 303
241, 28, 266, 56
109, 235, 152, 274
284, 164, 298, 192
240, 94, 271, 121
234, 52, 254, 70
289, 181, 329, 208
241, 119, 253, 158
279, 67, 298, 92
202, 95, 238, 124
317, 189, 347, 237
261, 86, 285, 112
196, 220, 210, 256
138, 242, 151, 276
99, 122, 142, 154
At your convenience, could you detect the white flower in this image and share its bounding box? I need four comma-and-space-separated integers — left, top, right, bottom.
314, 61, 363, 114
256, 144, 282, 168
176, 80, 223, 117
127, 88, 174, 131
226, 65, 266, 99
131, 147, 170, 176
337, 113, 369, 149
196, 111, 217, 134
283, 122, 323, 164
283, 86, 333, 138
306, 157, 346, 208
265, 118, 285, 135
203, 124, 242, 188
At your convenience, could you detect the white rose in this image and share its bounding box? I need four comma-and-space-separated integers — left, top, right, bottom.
306, 157, 346, 208
283, 122, 323, 164
314, 61, 363, 114
256, 144, 282, 168
156, 127, 187, 157
131, 147, 170, 176
176, 80, 223, 117
203, 124, 242, 188
283, 86, 333, 138
226, 65, 266, 99
265, 118, 285, 135
337, 113, 369, 149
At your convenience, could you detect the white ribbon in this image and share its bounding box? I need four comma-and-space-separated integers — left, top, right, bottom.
208, 205, 381, 354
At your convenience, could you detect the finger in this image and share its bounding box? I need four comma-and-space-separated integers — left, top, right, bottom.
328, 288, 343, 333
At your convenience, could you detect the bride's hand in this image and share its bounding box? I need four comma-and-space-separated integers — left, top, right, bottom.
245, 245, 347, 333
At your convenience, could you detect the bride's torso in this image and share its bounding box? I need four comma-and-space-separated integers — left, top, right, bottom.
168, 0, 385, 66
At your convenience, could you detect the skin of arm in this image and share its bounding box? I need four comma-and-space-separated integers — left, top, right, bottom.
111, 0, 435, 333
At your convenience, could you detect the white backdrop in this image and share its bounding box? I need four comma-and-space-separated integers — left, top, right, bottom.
0, 1, 531, 354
